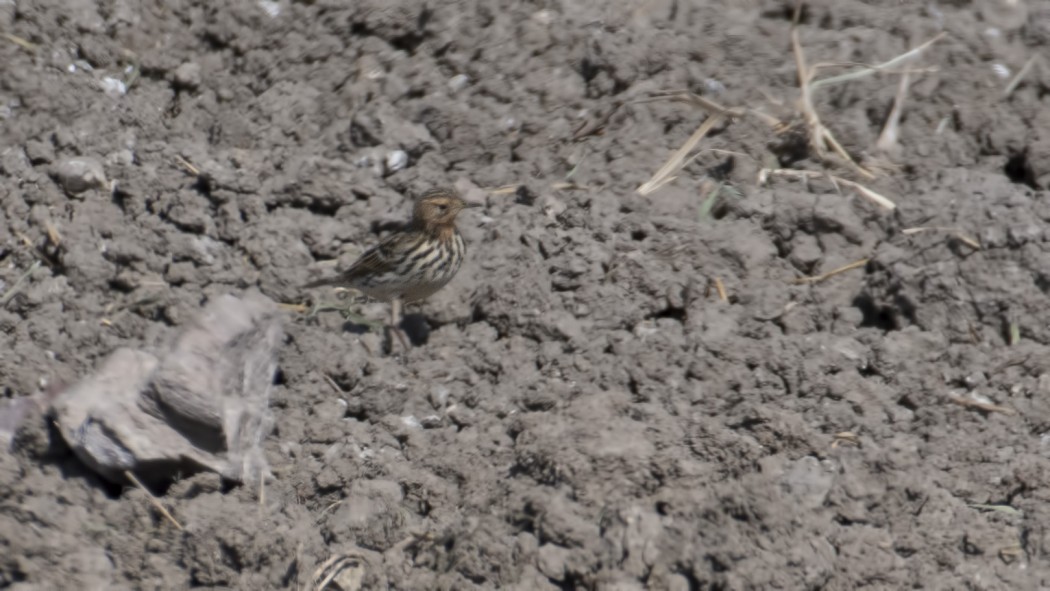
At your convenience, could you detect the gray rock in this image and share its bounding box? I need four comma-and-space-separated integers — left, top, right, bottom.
24, 140, 54, 164
51, 292, 283, 485
173, 62, 202, 90
52, 157, 106, 194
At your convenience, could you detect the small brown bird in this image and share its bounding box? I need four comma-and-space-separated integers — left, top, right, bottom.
305, 188, 481, 349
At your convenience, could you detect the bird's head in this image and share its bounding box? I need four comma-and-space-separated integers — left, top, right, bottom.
412, 188, 481, 229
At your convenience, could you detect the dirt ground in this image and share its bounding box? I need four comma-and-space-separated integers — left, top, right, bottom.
3, 0, 1050, 588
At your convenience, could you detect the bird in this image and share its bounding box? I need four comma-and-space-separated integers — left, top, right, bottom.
304, 187, 481, 350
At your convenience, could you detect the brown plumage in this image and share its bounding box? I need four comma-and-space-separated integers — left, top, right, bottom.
305, 187, 480, 347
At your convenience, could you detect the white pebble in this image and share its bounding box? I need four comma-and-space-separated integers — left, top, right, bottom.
258, 0, 280, 17
105, 149, 135, 167
385, 150, 408, 174
429, 385, 450, 408
992, 63, 1011, 79
704, 78, 726, 95
532, 9, 555, 25
448, 74, 470, 93
401, 415, 422, 429
100, 76, 127, 97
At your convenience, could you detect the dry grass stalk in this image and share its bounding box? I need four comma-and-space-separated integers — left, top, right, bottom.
2, 33, 37, 51
759, 168, 896, 210
174, 155, 200, 176
124, 470, 184, 530
258, 472, 266, 514
0, 261, 41, 307
809, 32, 947, 90
323, 374, 346, 394
790, 5, 874, 180
999, 545, 1024, 563
792, 258, 869, 285
317, 500, 343, 521
13, 231, 33, 248
634, 4, 936, 207
947, 395, 1015, 416
901, 226, 981, 249
572, 100, 624, 141
831, 431, 860, 448
489, 185, 519, 195
550, 181, 590, 191
633, 90, 788, 198
311, 553, 367, 591
1003, 54, 1039, 97
714, 277, 728, 302
636, 90, 786, 130
876, 69, 911, 152
637, 114, 724, 195
45, 221, 62, 248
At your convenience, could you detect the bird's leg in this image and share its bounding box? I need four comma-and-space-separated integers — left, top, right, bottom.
388, 297, 411, 353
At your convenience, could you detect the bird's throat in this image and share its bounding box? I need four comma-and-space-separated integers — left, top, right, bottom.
421, 220, 456, 242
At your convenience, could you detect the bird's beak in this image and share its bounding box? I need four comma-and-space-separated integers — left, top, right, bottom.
462, 202, 484, 209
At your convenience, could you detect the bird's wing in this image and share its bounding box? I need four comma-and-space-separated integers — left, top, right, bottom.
303, 232, 423, 288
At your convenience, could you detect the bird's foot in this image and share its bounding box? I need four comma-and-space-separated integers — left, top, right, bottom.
307, 301, 384, 332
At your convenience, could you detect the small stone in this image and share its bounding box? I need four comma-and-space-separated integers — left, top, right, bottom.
173, 62, 202, 90
532, 9, 555, 25
704, 78, 727, 95
25, 140, 54, 164
1028, 137, 1050, 189
53, 128, 77, 150
52, 157, 106, 194
428, 385, 450, 410
447, 404, 476, 427
257, 0, 280, 18
106, 149, 135, 167
536, 544, 569, 581
665, 574, 692, 591
448, 74, 470, 93
420, 415, 443, 429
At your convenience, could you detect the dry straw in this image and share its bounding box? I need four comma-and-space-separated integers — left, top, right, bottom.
636, 1, 946, 217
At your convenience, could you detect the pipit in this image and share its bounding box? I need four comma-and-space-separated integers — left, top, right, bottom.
304, 188, 481, 350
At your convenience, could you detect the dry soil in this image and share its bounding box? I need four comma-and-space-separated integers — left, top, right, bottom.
3, 0, 1050, 589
